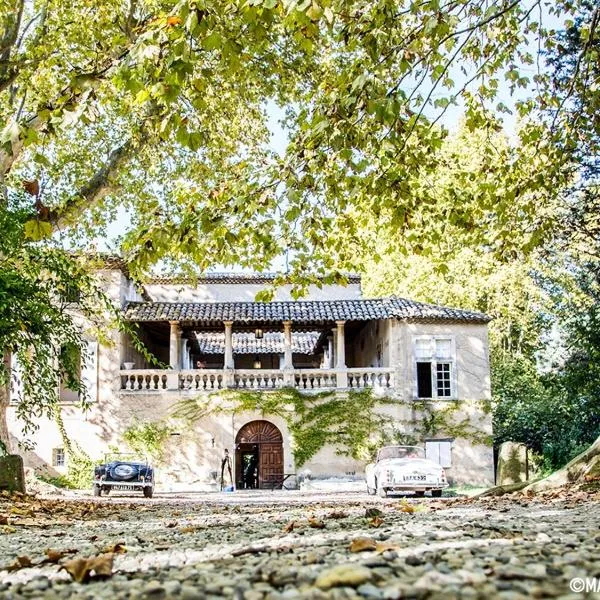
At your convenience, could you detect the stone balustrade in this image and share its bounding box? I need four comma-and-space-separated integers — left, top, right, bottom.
119, 367, 395, 392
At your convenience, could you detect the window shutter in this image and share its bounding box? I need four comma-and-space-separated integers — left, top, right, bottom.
439, 441, 452, 467
426, 440, 452, 467
81, 340, 98, 402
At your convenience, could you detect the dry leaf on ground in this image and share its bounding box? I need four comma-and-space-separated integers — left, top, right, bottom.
327, 511, 348, 519
365, 508, 383, 518
308, 517, 326, 529
61, 553, 114, 583
282, 521, 295, 533
41, 548, 77, 564
375, 542, 399, 554
179, 526, 198, 534
349, 537, 377, 552
369, 516, 384, 528
103, 543, 127, 554
5, 556, 32, 572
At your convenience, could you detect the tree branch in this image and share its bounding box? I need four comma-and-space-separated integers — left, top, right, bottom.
48, 138, 135, 231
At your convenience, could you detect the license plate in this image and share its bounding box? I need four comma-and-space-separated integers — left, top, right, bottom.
403, 475, 427, 481
112, 485, 139, 490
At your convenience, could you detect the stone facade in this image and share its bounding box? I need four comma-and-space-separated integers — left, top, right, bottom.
6, 267, 495, 489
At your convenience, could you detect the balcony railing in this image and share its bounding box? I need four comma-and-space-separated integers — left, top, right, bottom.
119, 367, 394, 392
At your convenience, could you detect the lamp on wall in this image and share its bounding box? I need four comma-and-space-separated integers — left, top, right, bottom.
254, 328, 263, 339
253, 356, 262, 369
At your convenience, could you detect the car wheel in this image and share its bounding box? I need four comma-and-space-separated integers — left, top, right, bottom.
104, 487, 110, 495
431, 489, 443, 498
143, 487, 154, 499
377, 481, 387, 498
414, 491, 425, 497
93, 485, 101, 497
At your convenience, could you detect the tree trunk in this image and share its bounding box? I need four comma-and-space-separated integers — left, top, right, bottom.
0, 351, 11, 454
523, 435, 600, 493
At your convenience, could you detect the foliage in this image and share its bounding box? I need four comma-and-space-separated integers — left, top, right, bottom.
174, 387, 395, 466
0, 0, 593, 291
492, 351, 600, 471
123, 419, 174, 463
174, 388, 492, 466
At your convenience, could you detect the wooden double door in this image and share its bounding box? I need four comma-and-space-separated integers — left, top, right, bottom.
235, 420, 283, 489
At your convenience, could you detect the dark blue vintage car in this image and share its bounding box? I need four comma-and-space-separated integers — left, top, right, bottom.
93, 454, 154, 498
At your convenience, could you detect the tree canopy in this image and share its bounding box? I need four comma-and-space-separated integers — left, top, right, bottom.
1, 0, 596, 287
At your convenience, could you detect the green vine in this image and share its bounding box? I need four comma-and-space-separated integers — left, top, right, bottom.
52, 404, 94, 489
174, 388, 397, 466
122, 419, 174, 464
173, 389, 492, 468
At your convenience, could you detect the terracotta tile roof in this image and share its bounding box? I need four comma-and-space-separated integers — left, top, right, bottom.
196, 331, 320, 355
123, 297, 490, 324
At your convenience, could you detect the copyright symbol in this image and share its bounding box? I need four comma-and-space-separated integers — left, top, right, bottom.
570, 578, 585, 593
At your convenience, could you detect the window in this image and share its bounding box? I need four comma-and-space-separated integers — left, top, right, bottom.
414, 336, 455, 399
52, 448, 65, 467
425, 439, 453, 467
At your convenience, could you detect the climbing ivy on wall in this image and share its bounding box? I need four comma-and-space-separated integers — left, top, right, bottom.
173, 389, 492, 467
174, 388, 396, 466
122, 419, 174, 464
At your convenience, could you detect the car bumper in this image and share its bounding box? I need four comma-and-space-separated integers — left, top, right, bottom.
95, 481, 153, 488
383, 482, 449, 491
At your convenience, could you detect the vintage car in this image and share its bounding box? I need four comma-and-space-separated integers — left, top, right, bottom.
93, 454, 154, 498
366, 445, 448, 497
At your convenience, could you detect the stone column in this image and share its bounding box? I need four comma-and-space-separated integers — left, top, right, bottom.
169, 321, 181, 368
327, 335, 334, 369
283, 321, 294, 385
335, 321, 346, 368
224, 321, 234, 369
168, 321, 181, 390
335, 320, 347, 388
283, 321, 293, 369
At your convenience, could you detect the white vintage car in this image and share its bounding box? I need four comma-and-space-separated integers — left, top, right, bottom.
366, 445, 449, 497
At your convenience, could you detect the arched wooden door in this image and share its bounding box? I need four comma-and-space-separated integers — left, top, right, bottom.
235, 420, 283, 489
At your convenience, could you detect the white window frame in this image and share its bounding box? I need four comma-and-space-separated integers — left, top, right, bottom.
412, 335, 457, 400
52, 447, 66, 467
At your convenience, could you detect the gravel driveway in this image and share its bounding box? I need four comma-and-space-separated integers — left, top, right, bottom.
1, 490, 599, 599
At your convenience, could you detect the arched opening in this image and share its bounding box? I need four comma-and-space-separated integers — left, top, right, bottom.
235, 420, 283, 489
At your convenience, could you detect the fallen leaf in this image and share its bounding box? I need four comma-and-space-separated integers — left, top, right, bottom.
369, 516, 384, 528
327, 511, 348, 519
167, 15, 182, 26
166, 521, 178, 528
103, 543, 127, 554
1, 526, 16, 534
6, 555, 33, 572
349, 537, 377, 553
0, 516, 7, 525
179, 526, 198, 534
23, 180, 40, 196
308, 517, 325, 529
61, 553, 114, 583
365, 508, 383, 518
282, 520, 295, 533
399, 500, 416, 514
375, 542, 399, 554
41, 548, 77, 564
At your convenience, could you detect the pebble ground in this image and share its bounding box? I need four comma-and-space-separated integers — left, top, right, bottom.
1, 490, 599, 599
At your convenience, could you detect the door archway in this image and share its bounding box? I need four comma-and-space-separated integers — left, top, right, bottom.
235, 420, 283, 489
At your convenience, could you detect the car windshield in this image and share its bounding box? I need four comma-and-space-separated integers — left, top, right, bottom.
378, 446, 425, 460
